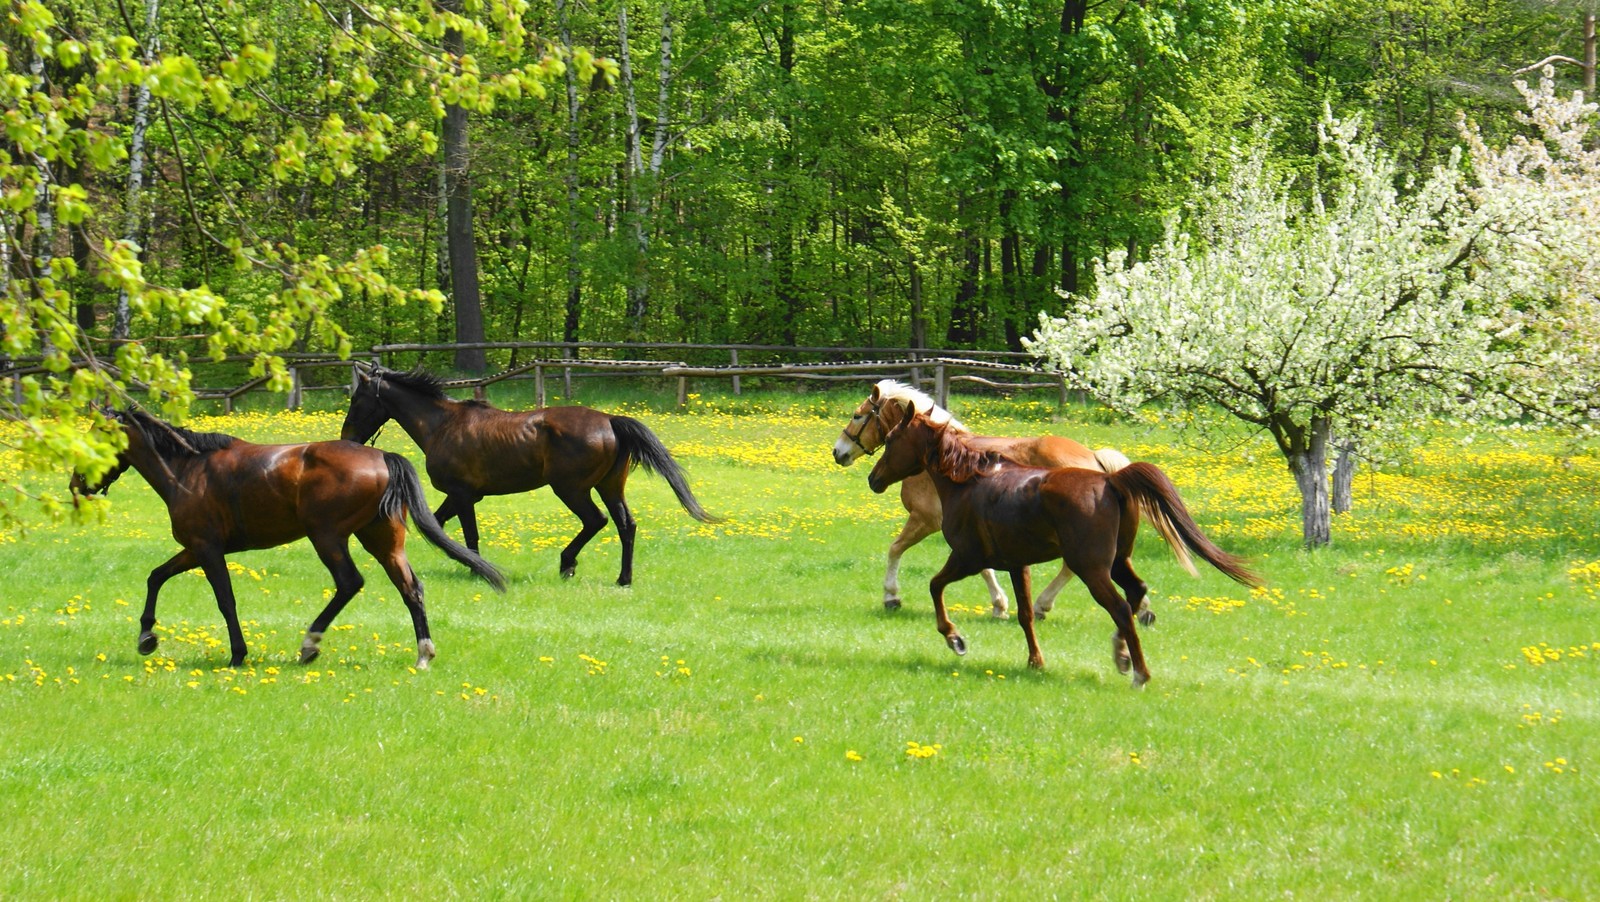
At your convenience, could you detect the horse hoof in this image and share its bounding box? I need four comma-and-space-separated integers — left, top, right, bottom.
228, 655, 246, 669
1034, 610, 1047, 621
1028, 655, 1045, 669
1113, 636, 1132, 674
137, 632, 159, 655
560, 566, 576, 580
990, 608, 1009, 620
883, 598, 902, 611
416, 639, 436, 670
1137, 607, 1156, 627
616, 577, 632, 588
947, 635, 967, 656
299, 646, 320, 665
1131, 672, 1150, 689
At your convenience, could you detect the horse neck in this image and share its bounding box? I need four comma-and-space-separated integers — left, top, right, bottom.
123, 440, 194, 505
383, 385, 457, 447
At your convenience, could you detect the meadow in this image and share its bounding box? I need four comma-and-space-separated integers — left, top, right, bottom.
2, 382, 1597, 898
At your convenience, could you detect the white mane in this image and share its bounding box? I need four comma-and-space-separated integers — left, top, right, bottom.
874, 380, 968, 433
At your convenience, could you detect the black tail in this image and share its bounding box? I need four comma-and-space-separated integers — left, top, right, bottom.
609, 415, 720, 523
1106, 462, 1260, 588
380, 453, 507, 592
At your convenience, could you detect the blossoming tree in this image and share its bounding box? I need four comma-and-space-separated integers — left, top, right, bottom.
1026, 114, 1572, 547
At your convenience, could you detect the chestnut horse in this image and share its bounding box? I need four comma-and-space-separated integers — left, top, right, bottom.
833, 380, 1193, 618
867, 411, 1258, 686
69, 407, 505, 669
341, 366, 717, 586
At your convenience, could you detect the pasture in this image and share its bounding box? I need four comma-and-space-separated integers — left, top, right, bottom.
2, 386, 1597, 898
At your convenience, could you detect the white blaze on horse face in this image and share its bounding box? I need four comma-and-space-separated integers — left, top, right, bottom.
834, 427, 867, 466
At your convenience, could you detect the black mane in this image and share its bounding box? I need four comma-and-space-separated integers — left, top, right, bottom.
375, 366, 449, 400
373, 367, 487, 406
123, 408, 237, 457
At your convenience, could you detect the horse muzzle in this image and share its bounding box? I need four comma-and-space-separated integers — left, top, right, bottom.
867, 471, 888, 495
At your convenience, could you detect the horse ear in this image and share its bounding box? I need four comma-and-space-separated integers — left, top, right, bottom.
869, 383, 882, 403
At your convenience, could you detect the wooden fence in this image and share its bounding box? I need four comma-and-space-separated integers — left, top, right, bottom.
2, 342, 1070, 412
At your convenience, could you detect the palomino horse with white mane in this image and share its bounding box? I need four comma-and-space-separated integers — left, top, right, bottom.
833, 380, 1194, 618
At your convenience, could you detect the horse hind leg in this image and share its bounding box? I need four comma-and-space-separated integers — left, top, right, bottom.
1112, 555, 1154, 627
598, 476, 637, 587
357, 521, 435, 669
1033, 563, 1076, 620
302, 534, 366, 665
1082, 569, 1150, 688
553, 485, 609, 580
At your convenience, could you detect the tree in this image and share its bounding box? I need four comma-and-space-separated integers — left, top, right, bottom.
0, 0, 585, 524
1027, 115, 1557, 547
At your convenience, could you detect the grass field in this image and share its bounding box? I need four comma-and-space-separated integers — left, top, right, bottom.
2, 383, 1597, 898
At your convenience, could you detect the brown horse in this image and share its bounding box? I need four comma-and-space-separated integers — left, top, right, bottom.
867, 411, 1258, 686
833, 380, 1193, 618
69, 407, 505, 669
340, 366, 717, 586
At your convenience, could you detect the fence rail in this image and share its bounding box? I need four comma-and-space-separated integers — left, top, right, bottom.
1, 342, 1068, 412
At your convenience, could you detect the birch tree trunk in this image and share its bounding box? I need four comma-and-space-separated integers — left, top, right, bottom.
112, 0, 160, 341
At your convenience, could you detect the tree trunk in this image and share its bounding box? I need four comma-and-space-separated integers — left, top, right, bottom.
1286, 416, 1333, 547
442, 0, 487, 372
558, 0, 583, 344
947, 200, 980, 345
908, 252, 926, 348
1331, 437, 1357, 515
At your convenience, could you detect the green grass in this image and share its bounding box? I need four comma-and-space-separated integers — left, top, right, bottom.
3, 386, 1597, 898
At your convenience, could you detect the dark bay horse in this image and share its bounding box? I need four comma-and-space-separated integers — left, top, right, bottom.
833, 380, 1194, 619
340, 366, 717, 586
867, 411, 1258, 687
70, 407, 505, 669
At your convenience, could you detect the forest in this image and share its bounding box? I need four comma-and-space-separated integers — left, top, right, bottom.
10, 0, 1592, 363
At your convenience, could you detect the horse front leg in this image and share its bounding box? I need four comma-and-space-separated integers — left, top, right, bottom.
884, 509, 940, 611
138, 548, 200, 656
1008, 568, 1044, 669
929, 559, 979, 657
196, 552, 248, 668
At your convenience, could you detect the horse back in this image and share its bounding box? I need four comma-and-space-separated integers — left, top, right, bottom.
963, 434, 1098, 470
428, 403, 619, 495
176, 441, 389, 551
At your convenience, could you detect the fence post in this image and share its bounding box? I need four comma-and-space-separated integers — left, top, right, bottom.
1057, 373, 1069, 408
535, 365, 546, 408
935, 363, 948, 408
288, 366, 302, 410
909, 350, 922, 389
730, 349, 741, 395
677, 376, 688, 408
562, 346, 574, 399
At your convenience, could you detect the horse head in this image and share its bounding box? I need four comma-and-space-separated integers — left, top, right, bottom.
867, 410, 938, 494
833, 382, 915, 466
69, 407, 133, 497
341, 366, 393, 444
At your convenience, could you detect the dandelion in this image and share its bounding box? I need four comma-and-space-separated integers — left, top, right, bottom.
845, 750, 862, 762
